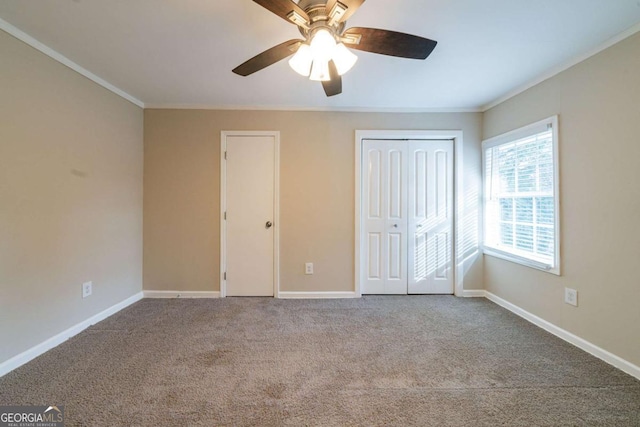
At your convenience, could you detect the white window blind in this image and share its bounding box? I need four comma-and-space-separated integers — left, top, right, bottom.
483, 116, 560, 274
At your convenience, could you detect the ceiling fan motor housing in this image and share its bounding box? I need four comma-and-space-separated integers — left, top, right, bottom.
296, 0, 328, 12
296, 0, 345, 41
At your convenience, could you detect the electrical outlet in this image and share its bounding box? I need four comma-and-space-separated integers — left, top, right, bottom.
82, 281, 92, 298
305, 263, 314, 275
564, 287, 578, 307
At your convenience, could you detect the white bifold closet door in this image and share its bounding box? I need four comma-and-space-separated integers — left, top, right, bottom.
362, 139, 453, 295
363, 140, 408, 294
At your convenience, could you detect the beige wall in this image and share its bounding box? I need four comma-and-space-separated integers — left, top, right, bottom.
144, 110, 483, 293
483, 32, 640, 366
0, 31, 143, 364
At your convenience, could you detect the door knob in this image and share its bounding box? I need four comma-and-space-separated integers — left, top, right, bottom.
265, 221, 273, 229
393, 224, 398, 228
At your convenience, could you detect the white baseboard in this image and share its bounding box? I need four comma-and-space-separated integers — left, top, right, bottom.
462, 289, 486, 297
0, 291, 143, 378
143, 290, 220, 299
485, 291, 640, 380
278, 291, 359, 299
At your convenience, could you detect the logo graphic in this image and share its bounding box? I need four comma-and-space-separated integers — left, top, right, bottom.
45, 406, 61, 414
0, 405, 65, 427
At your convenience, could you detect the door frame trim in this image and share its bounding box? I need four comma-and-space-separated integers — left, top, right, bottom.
355, 130, 466, 297
220, 131, 280, 298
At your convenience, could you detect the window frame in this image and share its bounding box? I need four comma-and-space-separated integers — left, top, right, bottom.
482, 115, 561, 275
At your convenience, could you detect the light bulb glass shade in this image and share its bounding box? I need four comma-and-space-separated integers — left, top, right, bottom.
288, 44, 313, 77
309, 59, 331, 81
310, 29, 337, 62
332, 43, 358, 75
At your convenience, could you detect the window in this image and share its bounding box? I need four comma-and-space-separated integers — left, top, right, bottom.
483, 116, 560, 274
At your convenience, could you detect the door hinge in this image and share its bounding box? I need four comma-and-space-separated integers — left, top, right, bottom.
224, 272, 226, 280
224, 151, 227, 160
224, 211, 227, 220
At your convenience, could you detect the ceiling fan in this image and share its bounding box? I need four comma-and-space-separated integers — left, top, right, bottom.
232, 0, 438, 97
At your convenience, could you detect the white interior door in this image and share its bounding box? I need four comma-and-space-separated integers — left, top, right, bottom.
361, 139, 453, 295
224, 134, 276, 297
407, 140, 454, 294
362, 140, 408, 294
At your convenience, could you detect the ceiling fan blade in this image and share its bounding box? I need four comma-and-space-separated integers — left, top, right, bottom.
326, 0, 366, 23
232, 39, 303, 76
343, 27, 437, 60
252, 0, 310, 25
321, 60, 342, 97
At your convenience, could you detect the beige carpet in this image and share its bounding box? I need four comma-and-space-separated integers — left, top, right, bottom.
0, 296, 639, 426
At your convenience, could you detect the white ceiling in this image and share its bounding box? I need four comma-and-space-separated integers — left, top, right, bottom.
1, 0, 640, 111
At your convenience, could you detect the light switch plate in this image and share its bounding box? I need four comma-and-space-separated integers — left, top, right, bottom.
305, 263, 313, 275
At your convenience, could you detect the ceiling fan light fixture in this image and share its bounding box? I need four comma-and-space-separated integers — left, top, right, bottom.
309, 59, 331, 82
288, 44, 313, 76
332, 43, 358, 75
310, 28, 337, 62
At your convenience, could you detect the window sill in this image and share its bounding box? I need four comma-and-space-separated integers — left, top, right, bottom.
483, 247, 560, 276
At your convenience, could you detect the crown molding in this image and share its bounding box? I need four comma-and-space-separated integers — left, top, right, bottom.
143, 103, 483, 113
482, 21, 640, 112
0, 18, 144, 108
